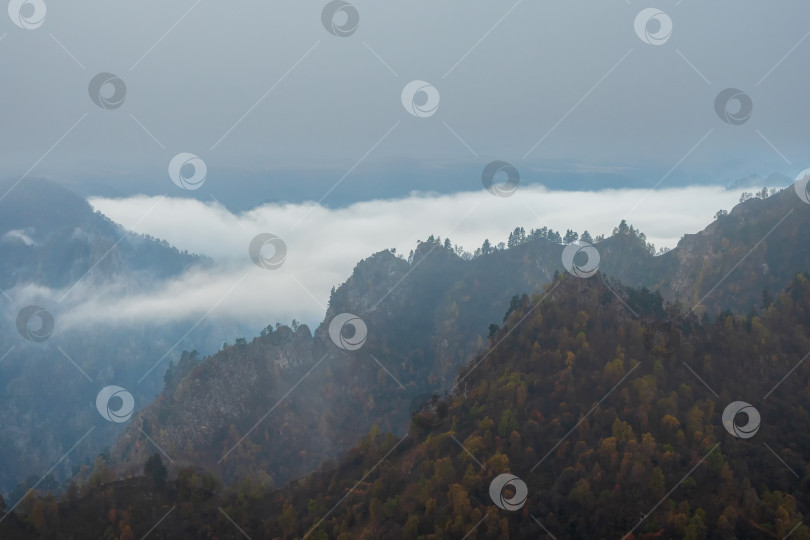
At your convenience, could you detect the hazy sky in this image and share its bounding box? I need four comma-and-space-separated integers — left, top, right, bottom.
1, 1, 809, 203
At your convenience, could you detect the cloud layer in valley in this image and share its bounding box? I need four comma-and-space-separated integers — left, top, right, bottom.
32, 185, 746, 332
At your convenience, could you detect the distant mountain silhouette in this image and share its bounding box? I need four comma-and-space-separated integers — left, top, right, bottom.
0, 177, 206, 290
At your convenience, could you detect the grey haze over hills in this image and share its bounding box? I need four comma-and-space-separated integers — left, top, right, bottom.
0, 1, 809, 535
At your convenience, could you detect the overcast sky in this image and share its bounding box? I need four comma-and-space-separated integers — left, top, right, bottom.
1, 1, 809, 201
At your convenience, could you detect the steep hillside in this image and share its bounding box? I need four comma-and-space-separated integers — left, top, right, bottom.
4, 272, 809, 539
254, 272, 810, 539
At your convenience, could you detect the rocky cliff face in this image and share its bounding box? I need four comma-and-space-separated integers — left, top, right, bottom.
113, 326, 319, 476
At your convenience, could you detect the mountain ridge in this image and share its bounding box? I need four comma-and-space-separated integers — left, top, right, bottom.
106, 185, 810, 495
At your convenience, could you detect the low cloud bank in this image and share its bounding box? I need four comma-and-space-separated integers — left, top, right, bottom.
28, 185, 740, 330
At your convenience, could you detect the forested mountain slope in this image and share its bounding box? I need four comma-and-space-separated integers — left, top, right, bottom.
3, 272, 809, 539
